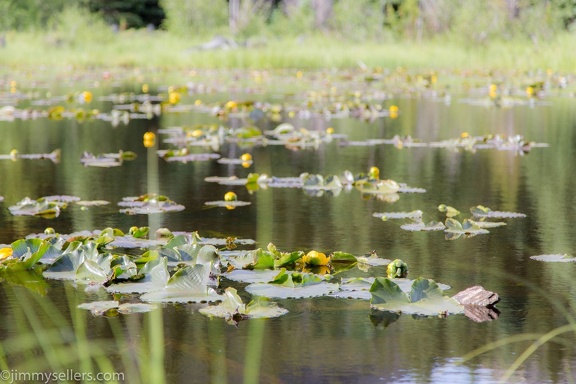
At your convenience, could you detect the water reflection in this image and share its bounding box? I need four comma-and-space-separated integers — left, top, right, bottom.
1, 87, 576, 383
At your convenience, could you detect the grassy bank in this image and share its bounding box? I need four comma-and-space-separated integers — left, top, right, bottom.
1, 29, 576, 74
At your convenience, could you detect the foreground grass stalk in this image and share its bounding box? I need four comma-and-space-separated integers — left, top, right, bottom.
501, 324, 576, 383
147, 307, 166, 384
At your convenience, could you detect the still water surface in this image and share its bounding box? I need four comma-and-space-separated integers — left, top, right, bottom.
1, 74, 576, 383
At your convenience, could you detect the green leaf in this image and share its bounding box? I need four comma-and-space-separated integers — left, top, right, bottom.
251, 249, 275, 270
445, 218, 463, 231
409, 277, 444, 303
199, 287, 288, 322
76, 260, 109, 284
369, 277, 410, 307
131, 226, 150, 239
331, 251, 358, 263
140, 264, 222, 303
165, 234, 192, 248
11, 238, 44, 258
273, 250, 303, 268
371, 277, 464, 316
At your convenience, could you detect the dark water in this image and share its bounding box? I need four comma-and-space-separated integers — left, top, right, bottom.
1, 75, 576, 383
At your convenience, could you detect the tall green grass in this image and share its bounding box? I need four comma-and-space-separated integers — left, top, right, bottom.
1, 29, 575, 73
0, 283, 166, 384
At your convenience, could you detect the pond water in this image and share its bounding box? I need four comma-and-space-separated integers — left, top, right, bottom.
1, 71, 576, 383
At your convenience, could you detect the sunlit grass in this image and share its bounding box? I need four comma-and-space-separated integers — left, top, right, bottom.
2, 30, 576, 73
0, 284, 166, 384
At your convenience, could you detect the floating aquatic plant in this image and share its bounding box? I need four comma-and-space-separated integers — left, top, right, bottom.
140, 264, 223, 303
438, 204, 460, 218
8, 196, 74, 218
118, 194, 185, 214
78, 301, 157, 316
370, 277, 464, 316
199, 287, 288, 325
80, 150, 137, 167
470, 205, 527, 218
400, 220, 446, 232
529, 254, 576, 262
444, 218, 490, 239
373, 210, 423, 221
0, 149, 61, 163
245, 269, 339, 299
386, 259, 409, 278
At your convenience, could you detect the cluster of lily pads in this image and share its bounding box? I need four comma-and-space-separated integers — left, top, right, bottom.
205, 167, 425, 201
343, 133, 548, 155
80, 150, 137, 167
0, 227, 499, 325
156, 122, 346, 154
6, 193, 184, 218
374, 204, 526, 240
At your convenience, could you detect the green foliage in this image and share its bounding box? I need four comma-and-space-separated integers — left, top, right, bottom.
332, 0, 386, 41
159, 0, 228, 37
0, 0, 73, 31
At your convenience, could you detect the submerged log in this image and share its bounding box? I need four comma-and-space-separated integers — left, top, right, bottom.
452, 285, 500, 307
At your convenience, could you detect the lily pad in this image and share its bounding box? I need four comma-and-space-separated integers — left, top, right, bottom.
245, 269, 339, 299
444, 218, 489, 236
199, 287, 287, 323
470, 205, 526, 218
370, 277, 463, 316
80, 151, 136, 167
78, 301, 156, 316
204, 200, 251, 208
224, 269, 280, 284
118, 194, 185, 214
106, 258, 170, 293
400, 220, 446, 232
76, 200, 111, 206
140, 264, 223, 303
8, 197, 63, 218
373, 210, 423, 220
529, 254, 576, 262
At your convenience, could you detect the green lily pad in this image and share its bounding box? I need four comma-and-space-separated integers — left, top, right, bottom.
245, 269, 338, 299
106, 258, 170, 293
118, 194, 185, 214
199, 287, 288, 323
370, 277, 463, 316
444, 218, 489, 236
140, 264, 222, 303
224, 269, 280, 284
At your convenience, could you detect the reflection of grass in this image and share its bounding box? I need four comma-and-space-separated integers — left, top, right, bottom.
2, 30, 576, 71
461, 324, 576, 382
0, 284, 166, 384
454, 262, 576, 383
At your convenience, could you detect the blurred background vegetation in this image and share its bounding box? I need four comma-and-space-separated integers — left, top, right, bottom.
0, 0, 575, 69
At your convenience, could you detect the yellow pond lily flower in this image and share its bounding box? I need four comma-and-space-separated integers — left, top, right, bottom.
302, 250, 331, 266
0, 248, 13, 261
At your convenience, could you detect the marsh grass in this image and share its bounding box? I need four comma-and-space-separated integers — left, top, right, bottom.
2, 29, 576, 73
0, 283, 166, 384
